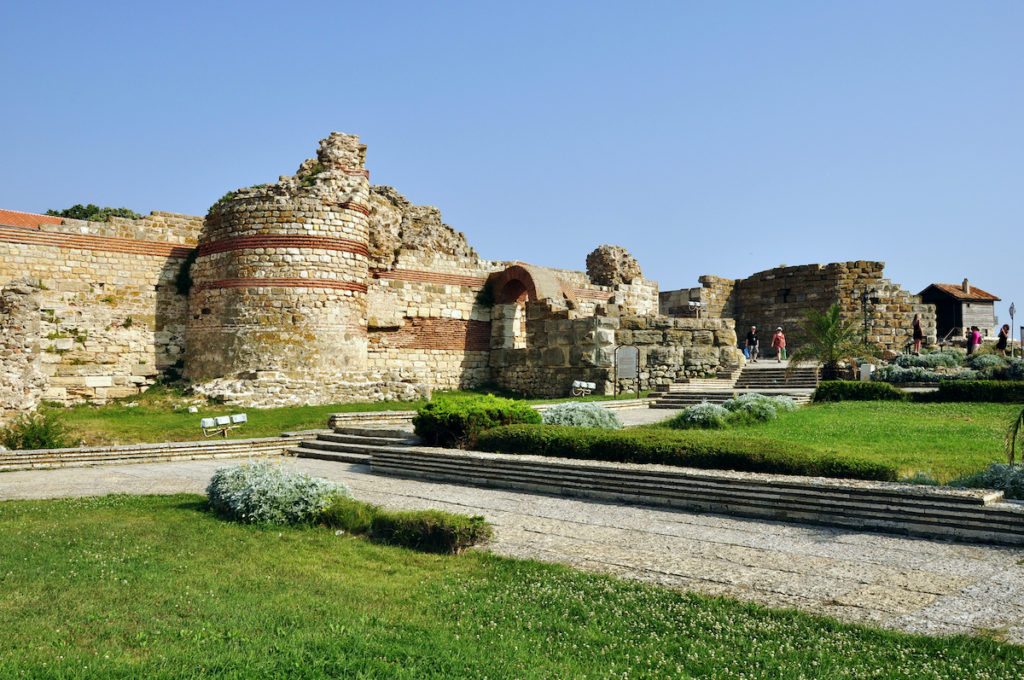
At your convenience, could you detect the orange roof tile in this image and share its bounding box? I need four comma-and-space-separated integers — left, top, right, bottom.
919, 282, 1000, 302
0, 209, 63, 230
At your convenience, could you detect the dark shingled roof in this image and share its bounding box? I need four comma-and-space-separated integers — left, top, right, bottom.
918, 283, 1000, 302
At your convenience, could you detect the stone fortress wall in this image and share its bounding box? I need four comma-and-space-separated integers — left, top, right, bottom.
661, 261, 937, 354
0, 211, 201, 406
0, 131, 958, 419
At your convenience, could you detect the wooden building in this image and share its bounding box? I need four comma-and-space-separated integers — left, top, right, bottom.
917, 279, 1000, 342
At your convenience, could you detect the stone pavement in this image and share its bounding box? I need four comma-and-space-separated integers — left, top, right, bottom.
3, 454, 1024, 643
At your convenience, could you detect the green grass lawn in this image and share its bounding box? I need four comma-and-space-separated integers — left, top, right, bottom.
1, 494, 1021, 679
44, 387, 650, 447
655, 401, 1022, 482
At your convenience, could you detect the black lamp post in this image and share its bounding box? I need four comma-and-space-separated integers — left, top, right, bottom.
860, 289, 878, 345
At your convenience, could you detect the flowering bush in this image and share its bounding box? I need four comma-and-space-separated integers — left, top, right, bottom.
207, 460, 350, 525
541, 401, 622, 429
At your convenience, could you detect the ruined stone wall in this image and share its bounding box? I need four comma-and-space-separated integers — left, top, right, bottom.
0, 213, 201, 404
0, 280, 47, 424
616, 316, 742, 393
490, 301, 617, 397
664, 262, 935, 353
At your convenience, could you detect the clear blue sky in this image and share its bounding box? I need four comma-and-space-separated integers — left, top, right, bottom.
2, 1, 1021, 330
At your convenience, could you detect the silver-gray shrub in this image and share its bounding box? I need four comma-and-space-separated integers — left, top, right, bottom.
951, 464, 1024, 500
723, 392, 797, 414
541, 401, 622, 429
1008, 360, 1024, 381
968, 353, 1008, 370
673, 401, 730, 429
207, 460, 351, 525
895, 350, 962, 368
872, 365, 942, 384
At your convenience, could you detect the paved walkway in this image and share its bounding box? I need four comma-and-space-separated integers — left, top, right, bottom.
3, 455, 1024, 643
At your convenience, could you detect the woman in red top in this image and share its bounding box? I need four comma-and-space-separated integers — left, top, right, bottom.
772, 327, 786, 363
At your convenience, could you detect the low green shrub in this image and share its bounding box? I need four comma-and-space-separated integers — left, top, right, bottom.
475, 425, 897, 481
899, 471, 940, 486
666, 402, 729, 429
813, 381, 907, 402
370, 509, 493, 554
0, 411, 81, 450
951, 464, 1024, 500
413, 394, 541, 447
932, 380, 1024, 403
319, 495, 378, 535
318, 497, 493, 553
721, 393, 796, 422
541, 401, 622, 429
206, 461, 349, 525
895, 350, 962, 368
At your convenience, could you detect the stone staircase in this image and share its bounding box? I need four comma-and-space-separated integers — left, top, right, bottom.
285, 422, 1024, 547
288, 428, 420, 465
367, 447, 1024, 547
650, 363, 818, 409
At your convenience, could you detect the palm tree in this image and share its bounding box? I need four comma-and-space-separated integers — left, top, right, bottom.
785, 303, 877, 381
1008, 407, 1024, 466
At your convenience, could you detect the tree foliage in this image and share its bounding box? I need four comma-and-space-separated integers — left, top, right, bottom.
46, 204, 142, 222
786, 303, 877, 380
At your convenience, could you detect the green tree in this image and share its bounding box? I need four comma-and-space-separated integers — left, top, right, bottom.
786, 303, 877, 381
46, 204, 142, 222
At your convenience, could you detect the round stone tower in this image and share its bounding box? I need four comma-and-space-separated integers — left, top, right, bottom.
185, 133, 372, 401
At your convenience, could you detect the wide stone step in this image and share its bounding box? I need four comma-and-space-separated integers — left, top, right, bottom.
0, 438, 290, 471
367, 448, 1024, 546
317, 432, 420, 447
286, 446, 371, 465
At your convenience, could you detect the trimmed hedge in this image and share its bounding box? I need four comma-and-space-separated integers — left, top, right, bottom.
813, 380, 907, 402
413, 394, 541, 447
930, 380, 1024, 403
319, 497, 493, 554
475, 425, 897, 481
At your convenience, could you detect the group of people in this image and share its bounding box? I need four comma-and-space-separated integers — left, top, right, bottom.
744, 316, 1014, 362
744, 325, 786, 363
912, 313, 1012, 356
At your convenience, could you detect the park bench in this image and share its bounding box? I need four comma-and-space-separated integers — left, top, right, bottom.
571, 380, 596, 397
200, 413, 247, 438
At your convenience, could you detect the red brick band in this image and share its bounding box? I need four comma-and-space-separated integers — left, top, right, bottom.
198, 234, 369, 258
370, 318, 491, 352
328, 201, 371, 216
196, 278, 368, 293
334, 165, 370, 178
0, 225, 193, 258
372, 268, 488, 287
572, 288, 614, 301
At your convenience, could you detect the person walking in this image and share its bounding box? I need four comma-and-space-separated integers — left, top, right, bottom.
966, 327, 976, 355
912, 313, 924, 354
771, 327, 786, 362
997, 324, 1010, 356
745, 326, 759, 362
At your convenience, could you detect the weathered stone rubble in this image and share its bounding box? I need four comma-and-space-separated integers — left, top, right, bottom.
367, 185, 478, 268
586, 245, 643, 286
